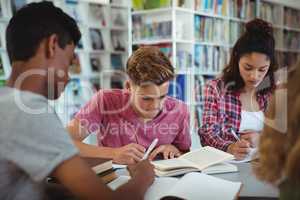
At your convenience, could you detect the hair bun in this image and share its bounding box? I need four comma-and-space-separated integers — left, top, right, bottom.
245, 18, 273, 36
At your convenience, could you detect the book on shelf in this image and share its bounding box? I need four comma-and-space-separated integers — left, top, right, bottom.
194, 15, 229, 44
168, 74, 186, 101
90, 77, 101, 92
229, 21, 244, 45
176, 50, 192, 70
195, 45, 228, 73
69, 53, 82, 74
132, 15, 172, 41
88, 3, 106, 27
90, 28, 105, 50
111, 30, 126, 51
65, 0, 82, 23
283, 30, 300, 50
195, 0, 214, 13
152, 146, 236, 177
109, 172, 242, 200
111, 8, 125, 27
110, 53, 123, 70
195, 0, 229, 16
229, 0, 256, 19
284, 7, 300, 29
276, 51, 299, 68
194, 75, 215, 127
90, 54, 103, 72
259, 1, 282, 25
110, 73, 124, 89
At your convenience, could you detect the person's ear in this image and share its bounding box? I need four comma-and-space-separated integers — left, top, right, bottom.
45, 34, 59, 59
125, 80, 131, 91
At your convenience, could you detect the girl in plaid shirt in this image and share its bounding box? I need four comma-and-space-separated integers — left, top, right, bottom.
199, 19, 277, 160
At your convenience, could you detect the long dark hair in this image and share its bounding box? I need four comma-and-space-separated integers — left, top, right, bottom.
222, 18, 276, 93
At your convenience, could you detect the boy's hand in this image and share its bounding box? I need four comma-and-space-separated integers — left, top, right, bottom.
149, 144, 181, 160
113, 143, 145, 165
127, 160, 155, 187
227, 140, 251, 160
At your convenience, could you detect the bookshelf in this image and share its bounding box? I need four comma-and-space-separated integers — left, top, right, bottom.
131, 0, 300, 149
0, 0, 131, 126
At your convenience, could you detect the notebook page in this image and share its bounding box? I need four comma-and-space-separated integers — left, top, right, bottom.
166, 172, 242, 200
108, 176, 179, 200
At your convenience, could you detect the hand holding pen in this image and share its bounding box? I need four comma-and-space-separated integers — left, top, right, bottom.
227, 129, 251, 160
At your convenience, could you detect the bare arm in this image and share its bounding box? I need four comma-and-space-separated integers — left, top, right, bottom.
67, 119, 146, 164
51, 155, 154, 200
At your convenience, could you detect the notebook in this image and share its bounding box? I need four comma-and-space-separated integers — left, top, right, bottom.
152, 146, 236, 176
108, 172, 242, 200
82, 157, 113, 175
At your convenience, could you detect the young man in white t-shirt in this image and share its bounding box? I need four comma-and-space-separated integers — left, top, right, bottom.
0, 2, 154, 199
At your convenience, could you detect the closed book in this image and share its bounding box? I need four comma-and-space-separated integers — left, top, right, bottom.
82, 157, 113, 175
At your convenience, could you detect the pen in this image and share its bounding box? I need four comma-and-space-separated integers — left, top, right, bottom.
231, 129, 241, 141
142, 138, 158, 160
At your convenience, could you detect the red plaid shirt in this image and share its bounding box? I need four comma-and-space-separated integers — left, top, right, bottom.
198, 78, 271, 151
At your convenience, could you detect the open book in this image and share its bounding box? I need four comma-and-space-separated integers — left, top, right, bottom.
152, 146, 237, 176
109, 172, 242, 200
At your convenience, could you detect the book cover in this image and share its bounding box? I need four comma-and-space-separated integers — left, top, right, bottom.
89, 3, 106, 27
111, 31, 125, 52
110, 54, 123, 70
90, 28, 105, 50
90, 55, 102, 72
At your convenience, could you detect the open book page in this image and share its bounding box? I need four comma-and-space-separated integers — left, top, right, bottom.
180, 146, 234, 170
166, 172, 242, 200
229, 148, 257, 163
152, 157, 196, 171
155, 167, 199, 177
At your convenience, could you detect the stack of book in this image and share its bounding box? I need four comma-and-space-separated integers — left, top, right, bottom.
84, 157, 117, 184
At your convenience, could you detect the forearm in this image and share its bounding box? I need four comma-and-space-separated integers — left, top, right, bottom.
73, 140, 116, 159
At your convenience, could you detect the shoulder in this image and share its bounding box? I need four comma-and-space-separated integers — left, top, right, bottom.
204, 78, 226, 96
